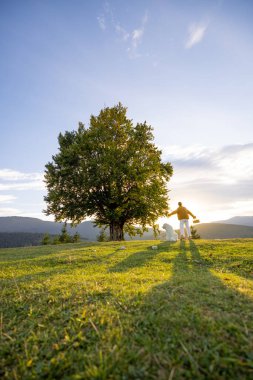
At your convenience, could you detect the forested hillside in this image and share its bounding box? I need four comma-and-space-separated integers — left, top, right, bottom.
195, 223, 253, 239
0, 233, 51, 248
1, 217, 253, 248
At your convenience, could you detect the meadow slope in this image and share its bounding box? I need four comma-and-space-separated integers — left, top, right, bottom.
1, 239, 253, 379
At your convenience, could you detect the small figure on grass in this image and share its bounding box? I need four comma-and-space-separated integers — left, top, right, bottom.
168, 202, 197, 240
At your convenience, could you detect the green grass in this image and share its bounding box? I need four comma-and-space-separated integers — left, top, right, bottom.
1, 239, 253, 379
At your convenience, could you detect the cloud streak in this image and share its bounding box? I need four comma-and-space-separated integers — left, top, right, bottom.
127, 11, 148, 58
162, 143, 253, 222
0, 207, 21, 216
0, 195, 16, 203
97, 15, 106, 30
185, 23, 207, 48
0, 169, 46, 218
0, 169, 44, 191
1, 144, 253, 223
97, 3, 148, 59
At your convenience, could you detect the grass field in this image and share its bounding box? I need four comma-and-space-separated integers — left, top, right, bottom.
1, 239, 253, 379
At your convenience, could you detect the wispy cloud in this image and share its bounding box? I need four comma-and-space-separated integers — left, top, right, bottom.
0, 169, 44, 191
132, 29, 144, 46
185, 23, 208, 49
0, 207, 21, 216
0, 169, 46, 218
0, 195, 16, 203
115, 23, 129, 41
162, 143, 253, 222
0, 182, 44, 191
0, 169, 42, 181
127, 11, 148, 58
163, 143, 253, 185
97, 15, 106, 30
1, 144, 253, 223
97, 1, 114, 31
97, 2, 148, 59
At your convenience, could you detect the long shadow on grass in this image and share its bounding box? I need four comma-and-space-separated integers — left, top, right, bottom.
4, 249, 121, 282
2, 241, 253, 380
0, 242, 98, 264
203, 241, 253, 281
123, 240, 253, 379
54, 240, 253, 379
108, 247, 161, 272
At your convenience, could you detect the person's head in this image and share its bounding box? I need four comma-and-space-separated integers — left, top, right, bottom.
178, 202, 182, 206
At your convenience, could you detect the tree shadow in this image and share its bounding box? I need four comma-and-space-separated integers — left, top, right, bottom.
108, 247, 161, 273
204, 241, 253, 281
2, 240, 253, 380
85, 240, 253, 378
3, 248, 122, 282
0, 242, 98, 264
123, 240, 253, 378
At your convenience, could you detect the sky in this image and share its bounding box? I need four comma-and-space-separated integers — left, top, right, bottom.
1, 0, 253, 229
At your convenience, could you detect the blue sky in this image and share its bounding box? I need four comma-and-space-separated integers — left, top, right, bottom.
1, 0, 253, 227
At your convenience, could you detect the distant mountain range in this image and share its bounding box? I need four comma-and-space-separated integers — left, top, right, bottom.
0, 216, 156, 247
193, 216, 253, 239
0, 216, 253, 248
0, 217, 104, 241
194, 223, 253, 239
0, 232, 47, 248
215, 216, 253, 227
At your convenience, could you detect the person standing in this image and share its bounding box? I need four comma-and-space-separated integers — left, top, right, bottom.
168, 202, 196, 240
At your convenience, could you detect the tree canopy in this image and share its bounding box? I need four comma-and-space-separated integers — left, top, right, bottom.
44, 103, 173, 240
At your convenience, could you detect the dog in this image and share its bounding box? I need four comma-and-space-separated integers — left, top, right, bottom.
162, 223, 178, 242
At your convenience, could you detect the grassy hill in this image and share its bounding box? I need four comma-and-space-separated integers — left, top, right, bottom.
1, 239, 253, 379
195, 223, 253, 239
0, 217, 96, 239
0, 217, 157, 245
1, 217, 253, 247
215, 216, 253, 227
0, 232, 54, 248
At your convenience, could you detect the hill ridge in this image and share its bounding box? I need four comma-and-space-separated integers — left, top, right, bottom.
1, 216, 253, 243
194, 222, 253, 239
214, 215, 253, 227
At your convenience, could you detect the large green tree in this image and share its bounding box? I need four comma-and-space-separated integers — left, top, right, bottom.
44, 104, 173, 241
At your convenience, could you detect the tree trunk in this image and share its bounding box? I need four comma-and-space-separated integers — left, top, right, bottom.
109, 222, 124, 241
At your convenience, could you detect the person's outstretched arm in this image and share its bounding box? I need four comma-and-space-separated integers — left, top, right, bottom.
168, 209, 177, 217
186, 209, 196, 218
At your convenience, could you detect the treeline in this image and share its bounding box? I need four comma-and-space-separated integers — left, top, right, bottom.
0, 233, 47, 248
41, 224, 81, 245
0, 225, 82, 248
